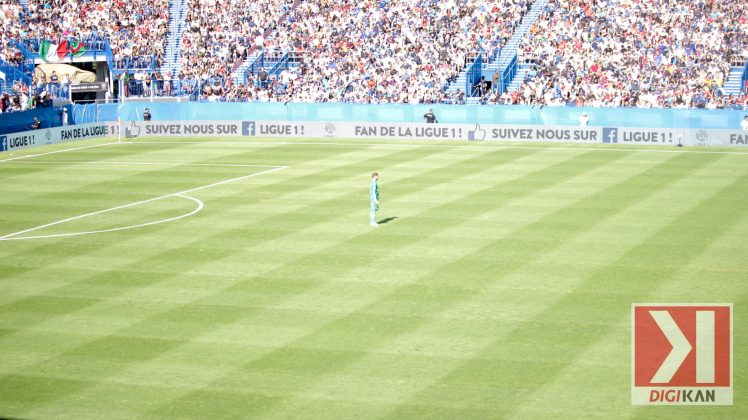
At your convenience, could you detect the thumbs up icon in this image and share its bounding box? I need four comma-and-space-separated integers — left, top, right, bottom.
468, 124, 486, 141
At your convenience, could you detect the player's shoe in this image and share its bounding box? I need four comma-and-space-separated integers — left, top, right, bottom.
370, 222, 379, 227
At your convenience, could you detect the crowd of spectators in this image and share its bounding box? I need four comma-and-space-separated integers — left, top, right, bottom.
0, 1, 24, 62
179, 0, 296, 81
0, 79, 54, 113
38, 0, 166, 65
2, 0, 747, 109
2, 0, 168, 66
119, 69, 199, 97
194, 0, 530, 103
501, 0, 748, 108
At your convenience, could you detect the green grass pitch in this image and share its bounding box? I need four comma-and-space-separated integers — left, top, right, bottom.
0, 136, 745, 419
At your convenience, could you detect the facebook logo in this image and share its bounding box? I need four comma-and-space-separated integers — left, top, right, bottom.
0, 136, 6, 152
602, 128, 618, 144
242, 121, 256, 136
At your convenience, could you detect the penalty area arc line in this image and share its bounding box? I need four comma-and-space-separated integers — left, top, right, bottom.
0, 165, 287, 241
0, 194, 204, 241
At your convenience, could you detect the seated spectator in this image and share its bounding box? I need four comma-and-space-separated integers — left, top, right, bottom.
515, 0, 748, 109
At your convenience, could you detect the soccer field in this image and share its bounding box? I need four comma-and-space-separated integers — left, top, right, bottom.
0, 137, 745, 419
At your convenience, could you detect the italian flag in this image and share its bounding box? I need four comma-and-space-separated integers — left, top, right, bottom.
38, 39, 87, 61
56, 40, 70, 59
38, 40, 60, 61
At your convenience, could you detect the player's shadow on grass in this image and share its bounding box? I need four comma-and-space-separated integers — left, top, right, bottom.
378, 216, 398, 225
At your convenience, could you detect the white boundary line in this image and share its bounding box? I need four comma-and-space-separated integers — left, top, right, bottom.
118, 140, 748, 155
0, 194, 204, 241
2, 160, 282, 168
0, 142, 116, 163
0, 165, 287, 241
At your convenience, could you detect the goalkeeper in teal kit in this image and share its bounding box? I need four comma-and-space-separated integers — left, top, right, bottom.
370, 172, 380, 226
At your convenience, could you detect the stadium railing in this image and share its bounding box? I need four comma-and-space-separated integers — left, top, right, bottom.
0, 58, 32, 91
33, 82, 71, 101
244, 49, 288, 83
227, 0, 303, 78
23, 36, 108, 55
114, 55, 157, 72
121, 78, 197, 99
499, 54, 519, 94
8, 39, 36, 74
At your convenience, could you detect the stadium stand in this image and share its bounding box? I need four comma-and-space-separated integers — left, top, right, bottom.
506, 0, 748, 108
162, 0, 188, 77
1, 0, 35, 111
179, 0, 296, 81
195, 0, 532, 103
21, 0, 169, 67
0, 0, 746, 108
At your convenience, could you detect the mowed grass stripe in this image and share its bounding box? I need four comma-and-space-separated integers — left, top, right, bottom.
0, 145, 508, 370
5, 146, 540, 418
0, 139, 364, 239
0, 143, 393, 339
136, 150, 628, 417
3, 141, 394, 316
0, 138, 308, 210
7, 146, 536, 418
0, 163, 253, 236
510, 214, 748, 420
0, 143, 159, 198
0, 143, 419, 325
373, 153, 729, 417
510, 192, 748, 419
0, 142, 380, 292
0, 142, 744, 417
251, 152, 709, 417
0, 167, 261, 233
385, 155, 746, 418
0, 141, 120, 179
0, 145, 451, 416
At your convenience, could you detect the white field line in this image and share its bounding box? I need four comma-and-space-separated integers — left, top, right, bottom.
0, 194, 204, 241
120, 140, 748, 155
0, 165, 287, 241
3, 160, 281, 168
0, 142, 116, 163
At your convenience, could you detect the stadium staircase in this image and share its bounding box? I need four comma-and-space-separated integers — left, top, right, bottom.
0, 58, 32, 93
233, 50, 302, 86
497, 0, 548, 93
446, 0, 548, 98
506, 63, 534, 92
228, 0, 302, 85
162, 0, 188, 76
230, 51, 262, 85
445, 53, 479, 98
723, 63, 747, 96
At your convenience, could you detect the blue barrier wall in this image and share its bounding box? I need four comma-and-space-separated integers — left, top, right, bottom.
67, 102, 748, 130
0, 105, 72, 135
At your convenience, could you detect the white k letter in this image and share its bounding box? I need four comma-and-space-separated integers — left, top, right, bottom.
650, 311, 692, 383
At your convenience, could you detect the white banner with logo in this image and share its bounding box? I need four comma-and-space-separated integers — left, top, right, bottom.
4, 120, 747, 152
118, 120, 748, 147
1, 123, 112, 152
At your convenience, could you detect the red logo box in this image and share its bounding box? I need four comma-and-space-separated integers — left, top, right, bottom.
631, 304, 732, 405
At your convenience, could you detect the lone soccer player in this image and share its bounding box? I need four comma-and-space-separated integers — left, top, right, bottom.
370, 172, 380, 226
